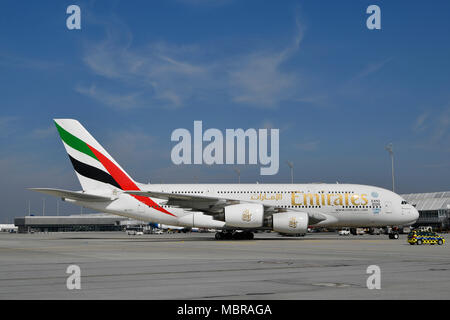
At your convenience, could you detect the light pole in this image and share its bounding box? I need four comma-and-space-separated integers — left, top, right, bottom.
42, 198, 45, 216
287, 161, 294, 184
234, 168, 241, 184
385, 143, 395, 192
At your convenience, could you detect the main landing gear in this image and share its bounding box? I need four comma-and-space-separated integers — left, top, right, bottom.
215, 231, 254, 240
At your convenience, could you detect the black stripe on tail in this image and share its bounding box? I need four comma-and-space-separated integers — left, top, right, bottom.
68, 155, 122, 189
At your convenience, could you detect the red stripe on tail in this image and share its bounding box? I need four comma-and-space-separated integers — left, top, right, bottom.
87, 145, 176, 217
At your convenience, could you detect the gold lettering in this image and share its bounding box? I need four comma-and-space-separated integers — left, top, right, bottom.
351, 194, 360, 206
345, 193, 349, 206
333, 194, 343, 206
291, 192, 302, 206
304, 193, 319, 206
327, 193, 333, 206
360, 194, 368, 206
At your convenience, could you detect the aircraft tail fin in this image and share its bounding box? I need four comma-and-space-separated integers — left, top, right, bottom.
54, 119, 139, 192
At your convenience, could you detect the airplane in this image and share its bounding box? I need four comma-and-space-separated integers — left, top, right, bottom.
30, 119, 420, 240
0, 224, 18, 233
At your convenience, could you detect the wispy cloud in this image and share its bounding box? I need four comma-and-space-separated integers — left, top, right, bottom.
75, 84, 146, 110
81, 30, 213, 109
432, 107, 450, 142
228, 17, 303, 107
78, 13, 304, 109
413, 111, 429, 132
296, 57, 393, 109
228, 50, 298, 107
410, 106, 450, 151
351, 57, 393, 82
31, 125, 57, 139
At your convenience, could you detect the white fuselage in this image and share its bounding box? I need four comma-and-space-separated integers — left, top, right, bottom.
70, 183, 419, 229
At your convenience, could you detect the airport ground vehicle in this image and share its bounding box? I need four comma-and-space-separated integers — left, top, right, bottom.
127, 230, 143, 235
388, 226, 400, 239
350, 228, 365, 235
416, 226, 433, 232
389, 231, 399, 239
338, 228, 350, 236
368, 227, 383, 235
126, 227, 144, 235
407, 230, 445, 245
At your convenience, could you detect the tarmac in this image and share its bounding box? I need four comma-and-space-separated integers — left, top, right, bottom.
0, 231, 449, 300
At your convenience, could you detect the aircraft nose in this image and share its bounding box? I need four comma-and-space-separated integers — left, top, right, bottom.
412, 207, 420, 222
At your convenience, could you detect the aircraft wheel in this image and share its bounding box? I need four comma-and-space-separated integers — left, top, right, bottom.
215, 232, 223, 240
389, 233, 399, 239
224, 232, 233, 240
231, 232, 241, 240
246, 232, 254, 240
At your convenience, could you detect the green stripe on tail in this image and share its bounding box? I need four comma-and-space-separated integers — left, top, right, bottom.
54, 121, 98, 161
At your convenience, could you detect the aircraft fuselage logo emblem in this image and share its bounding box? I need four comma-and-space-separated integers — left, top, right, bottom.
289, 217, 298, 229
242, 209, 252, 222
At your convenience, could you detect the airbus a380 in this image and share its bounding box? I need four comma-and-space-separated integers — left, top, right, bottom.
30, 119, 419, 240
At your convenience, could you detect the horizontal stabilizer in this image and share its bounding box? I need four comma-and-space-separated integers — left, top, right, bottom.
28, 188, 114, 202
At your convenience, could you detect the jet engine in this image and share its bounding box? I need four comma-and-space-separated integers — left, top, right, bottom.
224, 203, 264, 228
272, 212, 308, 234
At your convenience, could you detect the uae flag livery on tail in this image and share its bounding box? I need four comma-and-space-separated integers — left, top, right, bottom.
54, 119, 176, 217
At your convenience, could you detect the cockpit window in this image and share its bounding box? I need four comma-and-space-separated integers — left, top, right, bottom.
401, 200, 408, 204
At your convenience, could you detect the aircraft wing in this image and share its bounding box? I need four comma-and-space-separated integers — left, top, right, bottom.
124, 190, 219, 202
124, 190, 237, 213
124, 190, 327, 223
29, 188, 114, 202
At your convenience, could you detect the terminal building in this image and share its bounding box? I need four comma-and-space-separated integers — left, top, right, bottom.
14, 214, 135, 233
401, 191, 450, 230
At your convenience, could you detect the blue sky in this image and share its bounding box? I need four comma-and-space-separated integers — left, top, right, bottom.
0, 0, 449, 220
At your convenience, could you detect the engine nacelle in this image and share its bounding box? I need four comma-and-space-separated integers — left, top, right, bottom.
225, 203, 264, 228
272, 212, 308, 234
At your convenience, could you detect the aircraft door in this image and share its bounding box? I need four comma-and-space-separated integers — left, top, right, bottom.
384, 201, 392, 214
